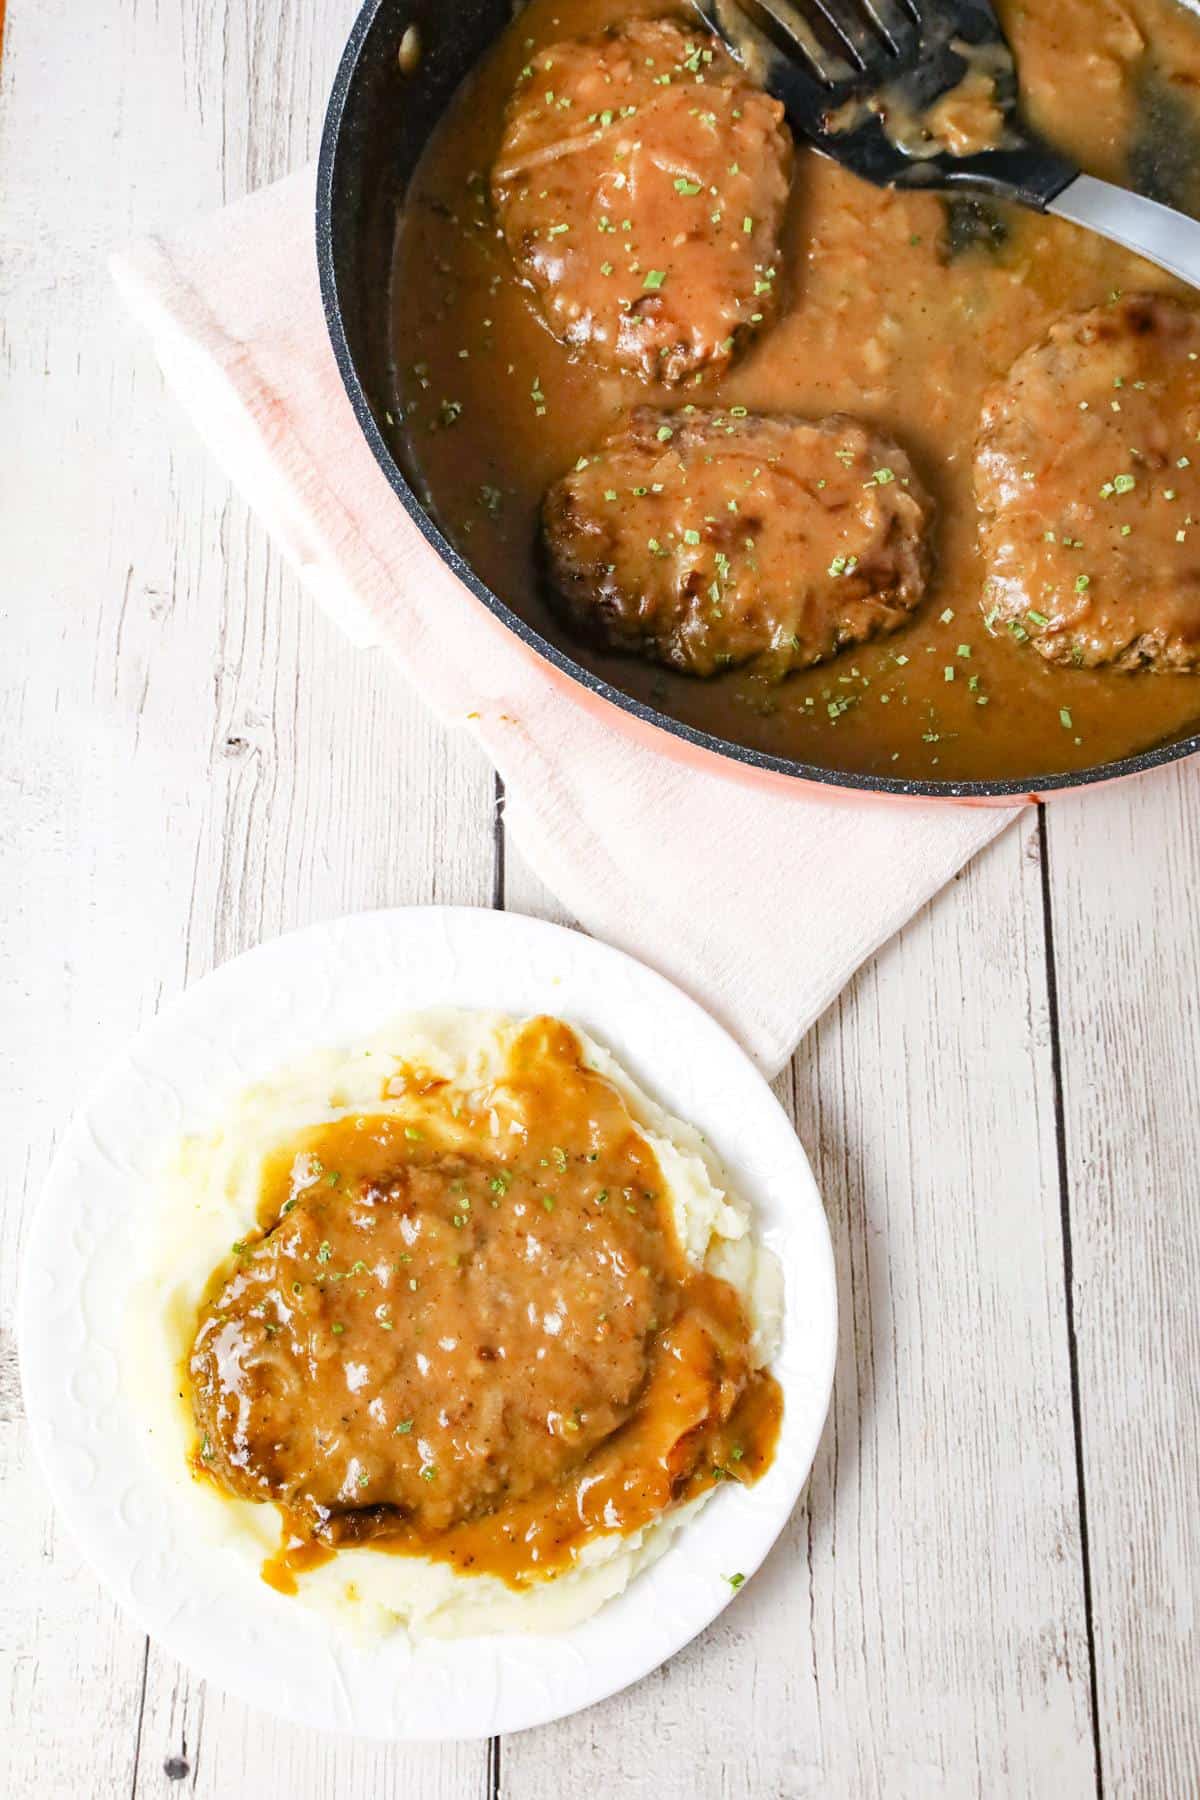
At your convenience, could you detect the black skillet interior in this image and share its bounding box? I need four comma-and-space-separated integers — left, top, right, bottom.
317, 0, 1200, 801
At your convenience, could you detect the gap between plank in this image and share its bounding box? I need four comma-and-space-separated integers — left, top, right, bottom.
492, 773, 506, 914
127, 1636, 150, 1800
490, 771, 506, 1798
1037, 801, 1105, 1800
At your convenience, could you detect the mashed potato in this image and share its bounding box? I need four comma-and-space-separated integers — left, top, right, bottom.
127, 1010, 782, 1640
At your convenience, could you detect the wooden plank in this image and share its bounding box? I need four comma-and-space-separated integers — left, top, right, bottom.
127, 524, 497, 1800
1045, 765, 1200, 1798
0, 0, 494, 1794
502, 816, 1099, 1798
0, 0, 211, 1785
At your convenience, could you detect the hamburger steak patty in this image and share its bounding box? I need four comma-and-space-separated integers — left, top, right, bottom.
542, 407, 935, 677
975, 295, 1200, 671
491, 17, 793, 384
189, 1140, 667, 1545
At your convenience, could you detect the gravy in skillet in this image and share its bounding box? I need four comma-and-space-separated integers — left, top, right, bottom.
391, 0, 1200, 782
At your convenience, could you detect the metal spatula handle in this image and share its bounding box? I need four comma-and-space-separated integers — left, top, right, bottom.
697, 0, 1200, 292
1048, 175, 1200, 290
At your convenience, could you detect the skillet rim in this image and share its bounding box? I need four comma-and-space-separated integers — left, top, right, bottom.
315, 0, 1200, 802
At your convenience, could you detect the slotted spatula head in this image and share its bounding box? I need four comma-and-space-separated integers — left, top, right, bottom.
694, 0, 1077, 208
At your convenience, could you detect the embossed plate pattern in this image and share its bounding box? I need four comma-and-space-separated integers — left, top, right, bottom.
18, 907, 836, 1740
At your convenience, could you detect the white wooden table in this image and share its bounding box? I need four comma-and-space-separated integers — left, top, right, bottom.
3, 4, 1199, 1794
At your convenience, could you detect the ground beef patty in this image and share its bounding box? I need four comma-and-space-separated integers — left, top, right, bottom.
542, 407, 934, 677
189, 1142, 668, 1544
491, 17, 793, 384
975, 295, 1200, 671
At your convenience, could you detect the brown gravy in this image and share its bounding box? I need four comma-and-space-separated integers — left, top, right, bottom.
390, 0, 1200, 782
188, 1017, 780, 1592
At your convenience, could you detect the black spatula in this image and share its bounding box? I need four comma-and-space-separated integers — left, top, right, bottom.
693, 0, 1200, 286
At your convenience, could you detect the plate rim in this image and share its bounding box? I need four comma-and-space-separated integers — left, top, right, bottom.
18, 905, 837, 1740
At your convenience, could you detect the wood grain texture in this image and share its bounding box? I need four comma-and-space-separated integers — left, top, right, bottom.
0, 1, 492, 1795
5, 0, 1200, 1787
1046, 767, 1200, 1799
503, 818, 1098, 1798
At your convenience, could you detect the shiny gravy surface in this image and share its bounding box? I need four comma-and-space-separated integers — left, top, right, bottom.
188, 1018, 779, 1591
391, 0, 1200, 782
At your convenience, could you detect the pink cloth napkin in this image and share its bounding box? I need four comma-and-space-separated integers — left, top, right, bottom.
111, 166, 1017, 1076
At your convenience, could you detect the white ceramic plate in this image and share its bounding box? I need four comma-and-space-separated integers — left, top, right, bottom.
18, 907, 836, 1740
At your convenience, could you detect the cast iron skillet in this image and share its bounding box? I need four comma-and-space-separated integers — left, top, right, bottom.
316, 0, 1200, 802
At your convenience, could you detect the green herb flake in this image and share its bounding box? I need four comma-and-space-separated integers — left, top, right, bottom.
643, 268, 667, 290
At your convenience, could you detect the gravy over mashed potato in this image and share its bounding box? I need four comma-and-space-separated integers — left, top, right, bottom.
130, 1012, 782, 1639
